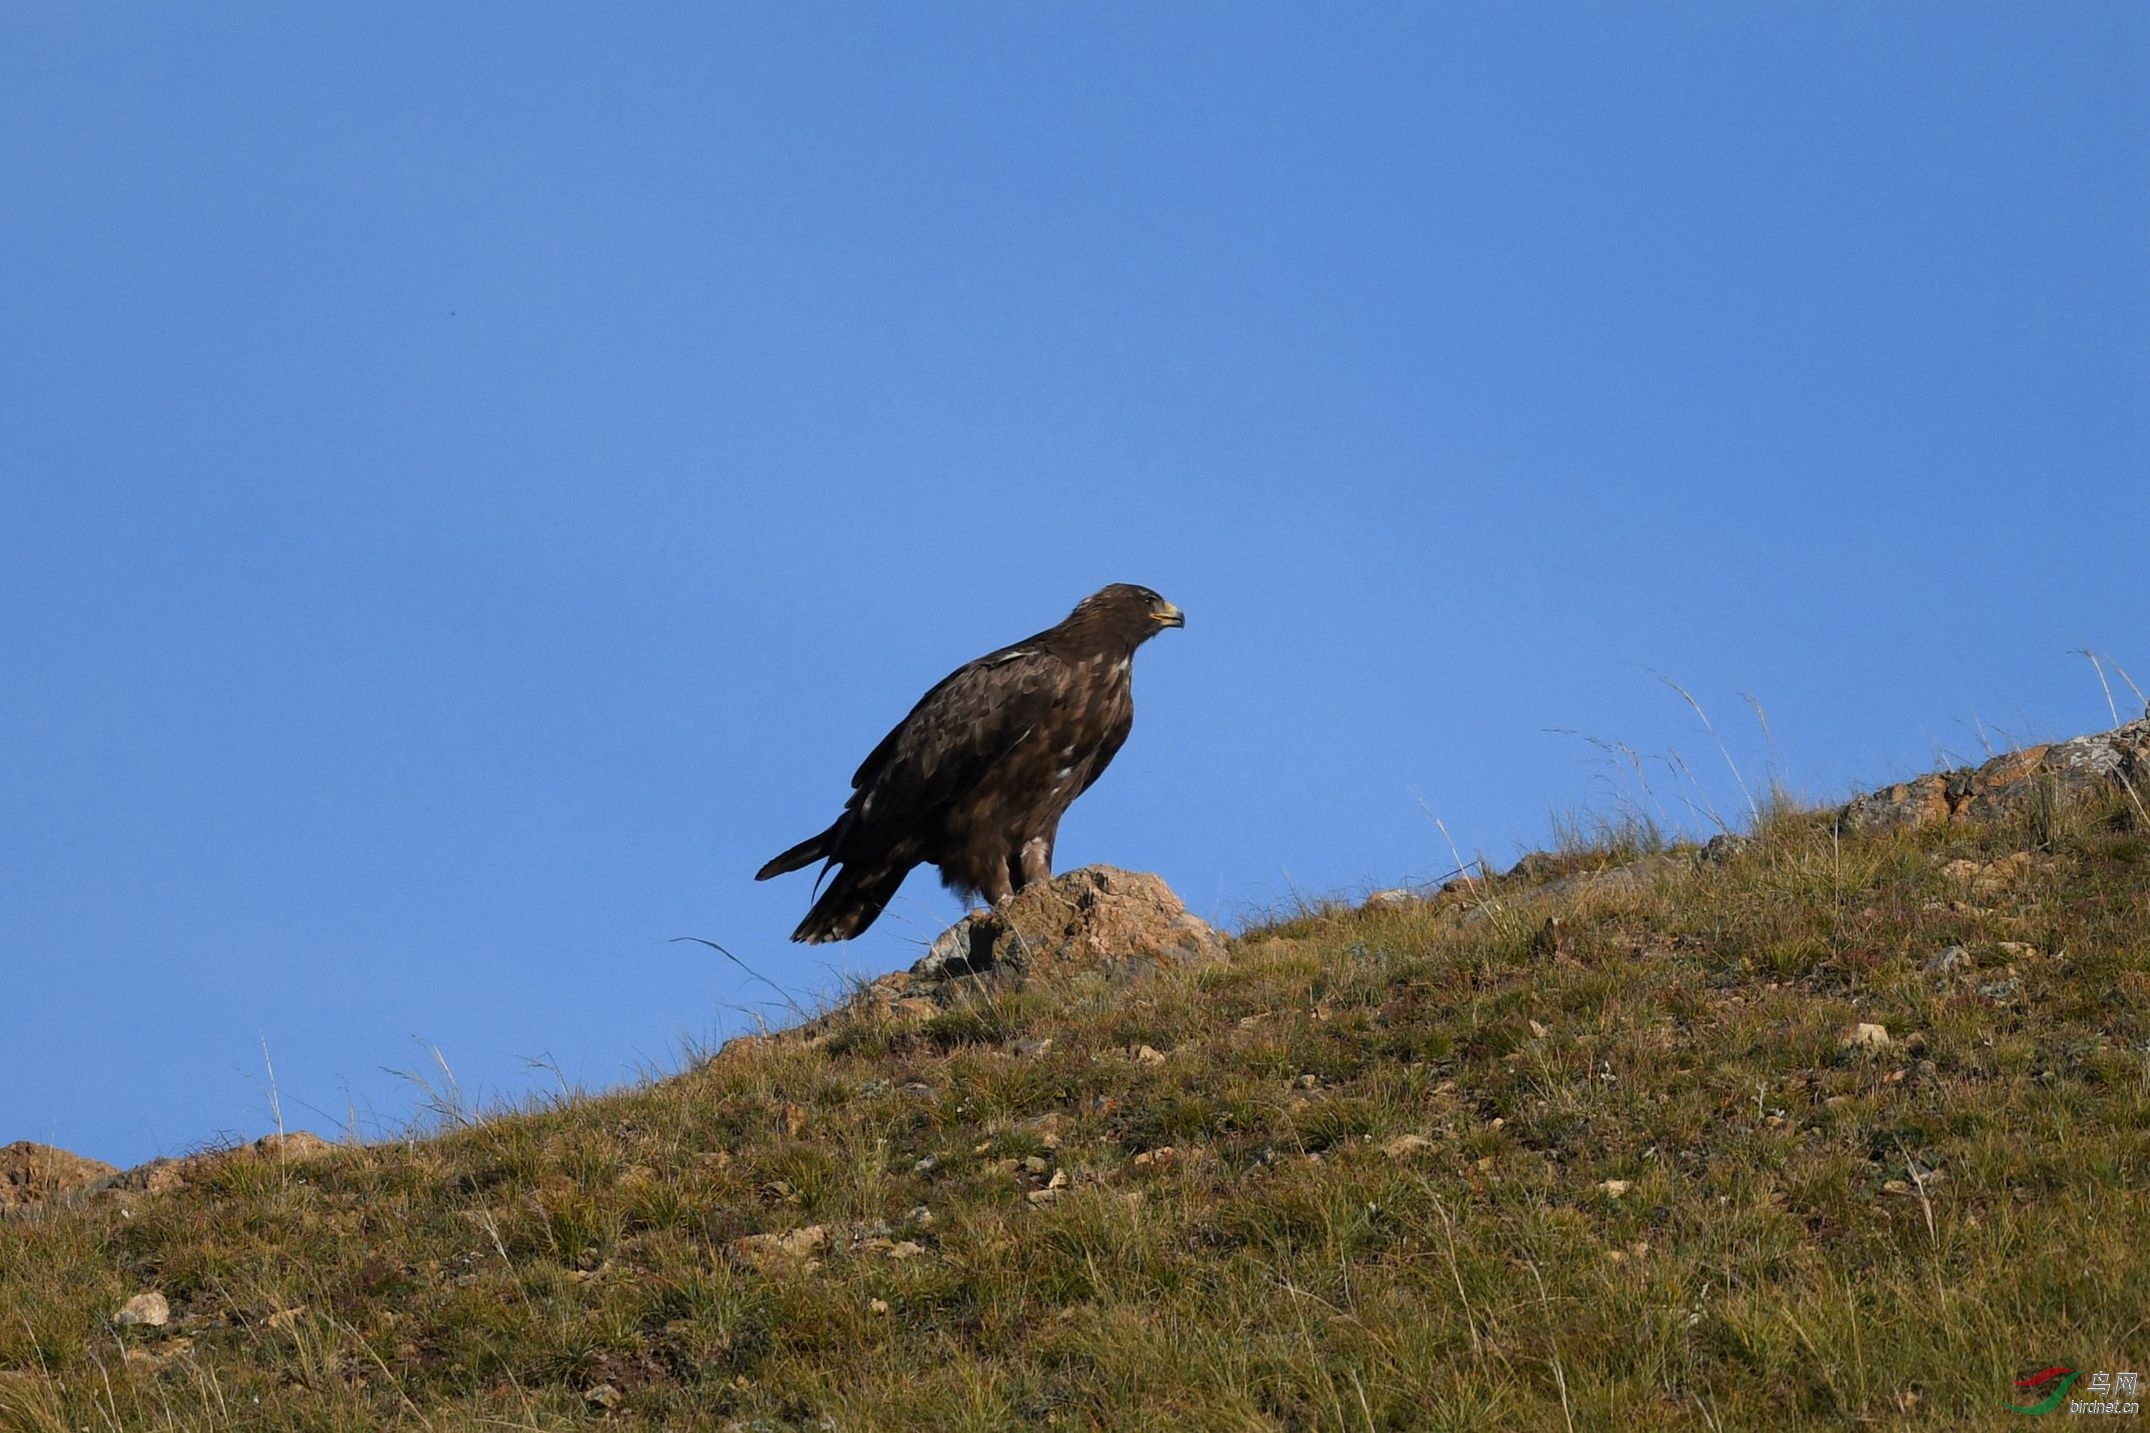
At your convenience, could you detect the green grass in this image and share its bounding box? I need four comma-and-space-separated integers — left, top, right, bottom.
3, 788, 2146, 1430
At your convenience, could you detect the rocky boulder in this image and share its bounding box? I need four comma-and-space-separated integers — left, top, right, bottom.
707, 867, 1224, 1062
1, 1141, 117, 1214
910, 865, 1224, 983
1838, 717, 2150, 834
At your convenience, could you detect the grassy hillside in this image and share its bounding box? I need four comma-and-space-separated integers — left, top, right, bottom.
3, 776, 2146, 1430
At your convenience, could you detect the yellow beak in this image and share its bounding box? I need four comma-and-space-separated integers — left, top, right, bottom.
1152, 602, 1185, 628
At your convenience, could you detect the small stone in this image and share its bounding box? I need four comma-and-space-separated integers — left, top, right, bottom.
1527, 1019, 1550, 1039
1365, 888, 1415, 909
253, 1131, 336, 1164
1132, 1147, 1176, 1167
1921, 945, 1970, 976
114, 1292, 169, 1328
1134, 1044, 1167, 1066
1012, 1037, 1054, 1058
886, 1240, 925, 1260
1842, 1023, 1891, 1049
869, 1298, 891, 1316
1701, 833, 1750, 863
585, 1382, 622, 1411
1021, 1155, 1050, 1176
1598, 1179, 1632, 1198
731, 1224, 829, 1271
121, 1336, 192, 1368
913, 1155, 939, 1175
1382, 1134, 1433, 1160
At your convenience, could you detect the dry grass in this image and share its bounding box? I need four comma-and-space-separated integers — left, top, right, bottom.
4, 787, 2147, 1429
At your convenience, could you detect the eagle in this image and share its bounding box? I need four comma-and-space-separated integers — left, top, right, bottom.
757, 583, 1184, 943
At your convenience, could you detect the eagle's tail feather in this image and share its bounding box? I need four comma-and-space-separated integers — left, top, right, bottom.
792, 863, 907, 944
756, 825, 837, 882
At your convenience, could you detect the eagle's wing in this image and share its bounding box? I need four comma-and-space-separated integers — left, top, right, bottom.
1075, 714, 1131, 797
840, 644, 1065, 849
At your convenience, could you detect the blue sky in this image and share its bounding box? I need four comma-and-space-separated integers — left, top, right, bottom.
4, 6, 2144, 1166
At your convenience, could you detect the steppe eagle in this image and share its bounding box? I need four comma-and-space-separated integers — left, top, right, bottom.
756, 583, 1184, 942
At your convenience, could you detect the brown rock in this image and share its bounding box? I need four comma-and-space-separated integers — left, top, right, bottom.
121, 1335, 193, 1367
1839, 719, 2150, 834
731, 1224, 829, 1271
100, 1130, 339, 1201
1837, 774, 1955, 834
0, 1141, 117, 1213
911, 866, 1224, 984
113, 1291, 170, 1328
253, 1131, 336, 1164
1943, 851, 2033, 898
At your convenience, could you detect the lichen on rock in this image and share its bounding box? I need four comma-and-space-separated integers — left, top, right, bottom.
910, 865, 1224, 983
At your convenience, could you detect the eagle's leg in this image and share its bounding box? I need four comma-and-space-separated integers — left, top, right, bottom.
979, 863, 1016, 908
1015, 834, 1054, 891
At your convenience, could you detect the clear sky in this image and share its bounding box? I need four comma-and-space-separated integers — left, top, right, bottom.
4, 6, 2144, 1166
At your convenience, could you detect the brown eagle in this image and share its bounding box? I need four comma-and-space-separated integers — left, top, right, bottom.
757, 583, 1184, 942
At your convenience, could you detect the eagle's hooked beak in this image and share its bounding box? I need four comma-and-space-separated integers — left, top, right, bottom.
1151, 601, 1185, 629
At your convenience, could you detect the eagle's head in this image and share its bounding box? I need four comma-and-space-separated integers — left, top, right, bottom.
1066, 583, 1185, 650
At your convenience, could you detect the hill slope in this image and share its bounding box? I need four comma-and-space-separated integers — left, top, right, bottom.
4, 725, 2148, 1430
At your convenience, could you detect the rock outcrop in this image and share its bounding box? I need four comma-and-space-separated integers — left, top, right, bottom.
102, 1130, 339, 1201
1366, 717, 2150, 921
910, 865, 1224, 982
713, 866, 1225, 1060
2, 1131, 340, 1218
1837, 717, 2149, 834
0, 1141, 116, 1214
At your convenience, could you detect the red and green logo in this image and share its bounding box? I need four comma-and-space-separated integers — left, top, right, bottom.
2007, 1366, 2080, 1415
